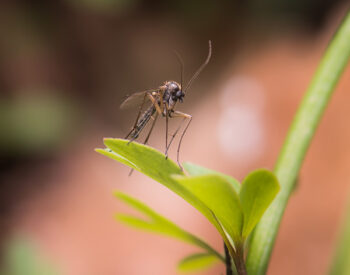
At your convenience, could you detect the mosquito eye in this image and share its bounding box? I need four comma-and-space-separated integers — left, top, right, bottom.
176, 90, 182, 97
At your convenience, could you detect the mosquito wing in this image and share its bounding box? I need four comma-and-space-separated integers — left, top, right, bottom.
120, 89, 158, 110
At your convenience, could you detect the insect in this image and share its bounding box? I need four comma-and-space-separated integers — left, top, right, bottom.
121, 41, 212, 171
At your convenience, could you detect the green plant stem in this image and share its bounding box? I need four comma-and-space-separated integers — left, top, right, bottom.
329, 192, 350, 275
246, 11, 350, 275
232, 243, 247, 275
224, 242, 233, 275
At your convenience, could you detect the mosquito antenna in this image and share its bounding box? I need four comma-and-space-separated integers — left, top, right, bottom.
183, 40, 212, 93
173, 50, 184, 90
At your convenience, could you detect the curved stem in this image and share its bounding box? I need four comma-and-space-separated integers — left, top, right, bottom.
246, 10, 350, 275
330, 192, 350, 275
224, 242, 233, 275
232, 243, 247, 275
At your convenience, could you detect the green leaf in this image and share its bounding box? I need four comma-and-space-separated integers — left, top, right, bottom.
174, 174, 243, 243
96, 139, 232, 247
177, 253, 218, 273
115, 192, 224, 262
95, 148, 138, 170
183, 162, 241, 193
239, 169, 280, 238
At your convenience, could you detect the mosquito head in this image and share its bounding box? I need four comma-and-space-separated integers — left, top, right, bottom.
165, 81, 184, 103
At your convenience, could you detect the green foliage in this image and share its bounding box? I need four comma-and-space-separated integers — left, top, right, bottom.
247, 11, 350, 275
177, 253, 218, 273
183, 162, 241, 193
0, 94, 77, 154
97, 139, 236, 249
97, 138, 280, 273
240, 170, 280, 239
3, 237, 59, 275
173, 174, 243, 244
115, 192, 224, 262
329, 195, 350, 275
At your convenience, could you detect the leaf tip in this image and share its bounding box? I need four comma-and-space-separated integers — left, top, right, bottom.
114, 213, 123, 221
113, 191, 124, 199
95, 147, 112, 155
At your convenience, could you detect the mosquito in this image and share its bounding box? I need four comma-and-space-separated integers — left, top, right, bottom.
121, 41, 212, 172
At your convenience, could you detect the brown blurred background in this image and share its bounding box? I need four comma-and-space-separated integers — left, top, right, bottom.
1, 0, 350, 274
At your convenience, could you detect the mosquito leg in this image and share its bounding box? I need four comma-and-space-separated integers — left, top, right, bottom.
165, 111, 192, 170
129, 113, 159, 176
158, 89, 164, 115
165, 110, 169, 158
147, 93, 162, 115
177, 114, 192, 170
165, 116, 186, 156
125, 93, 148, 139
144, 113, 159, 145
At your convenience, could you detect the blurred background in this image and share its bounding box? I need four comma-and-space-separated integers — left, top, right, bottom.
1, 0, 350, 274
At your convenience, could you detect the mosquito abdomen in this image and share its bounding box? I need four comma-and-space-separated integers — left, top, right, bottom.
130, 105, 156, 139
